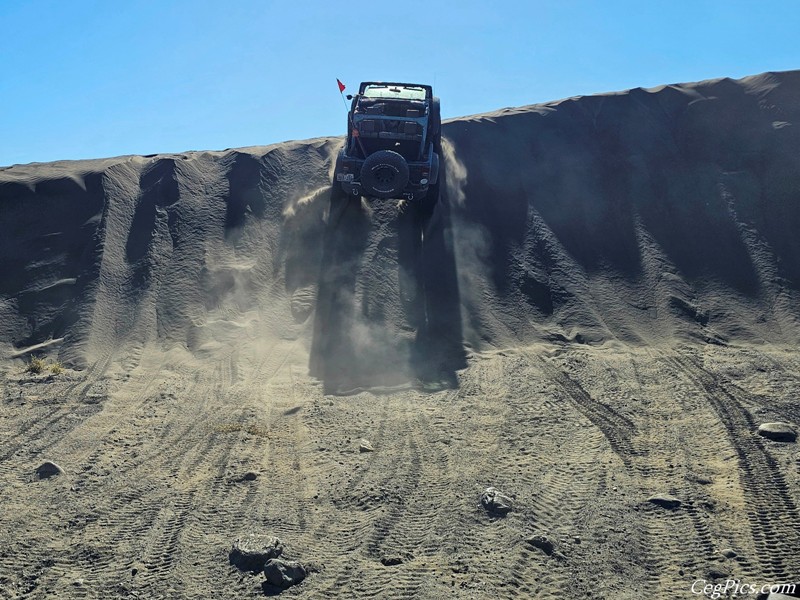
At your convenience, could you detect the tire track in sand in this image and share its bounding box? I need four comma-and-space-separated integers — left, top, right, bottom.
499, 351, 634, 599
187, 343, 298, 599
307, 392, 453, 599
0, 355, 116, 599
61, 352, 235, 598
0, 355, 112, 467
671, 354, 800, 580
606, 351, 722, 591
530, 352, 636, 468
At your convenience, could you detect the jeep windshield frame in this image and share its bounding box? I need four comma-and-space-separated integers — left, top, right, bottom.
358, 82, 431, 101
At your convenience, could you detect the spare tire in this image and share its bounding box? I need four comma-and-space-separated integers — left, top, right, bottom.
360, 150, 409, 199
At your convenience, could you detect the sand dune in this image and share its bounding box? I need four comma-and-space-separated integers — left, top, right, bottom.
3, 71, 800, 370
1, 71, 799, 599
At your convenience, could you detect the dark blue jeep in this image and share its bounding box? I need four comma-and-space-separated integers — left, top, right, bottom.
334, 82, 441, 204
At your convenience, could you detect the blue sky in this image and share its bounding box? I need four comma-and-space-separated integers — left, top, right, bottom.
1, 0, 797, 166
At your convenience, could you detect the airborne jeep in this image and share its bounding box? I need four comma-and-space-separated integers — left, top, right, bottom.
334, 82, 441, 204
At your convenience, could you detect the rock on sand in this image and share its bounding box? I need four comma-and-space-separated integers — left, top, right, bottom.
34, 461, 64, 480
647, 494, 682, 510
480, 487, 513, 515
229, 535, 284, 572
757, 422, 797, 443
263, 558, 307, 589
526, 535, 555, 556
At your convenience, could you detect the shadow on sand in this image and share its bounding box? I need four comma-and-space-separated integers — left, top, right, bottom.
309, 170, 465, 395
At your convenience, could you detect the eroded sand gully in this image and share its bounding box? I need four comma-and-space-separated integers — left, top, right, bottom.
2, 70, 800, 598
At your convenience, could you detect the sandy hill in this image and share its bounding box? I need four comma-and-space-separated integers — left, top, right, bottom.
1, 71, 799, 599
2, 71, 800, 376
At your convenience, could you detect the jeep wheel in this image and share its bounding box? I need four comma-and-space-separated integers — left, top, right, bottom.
429, 151, 440, 185
360, 150, 409, 199
328, 176, 349, 229
417, 181, 440, 220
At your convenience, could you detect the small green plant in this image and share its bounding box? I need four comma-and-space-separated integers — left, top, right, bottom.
25, 357, 46, 375
50, 362, 64, 375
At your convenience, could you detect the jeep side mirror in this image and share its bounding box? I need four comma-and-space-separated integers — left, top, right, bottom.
346, 94, 353, 100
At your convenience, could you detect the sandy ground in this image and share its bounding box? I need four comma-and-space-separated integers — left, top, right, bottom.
1, 342, 799, 599
2, 70, 800, 598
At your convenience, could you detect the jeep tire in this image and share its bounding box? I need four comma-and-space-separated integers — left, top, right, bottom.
430, 97, 441, 142
360, 150, 410, 199
429, 151, 440, 185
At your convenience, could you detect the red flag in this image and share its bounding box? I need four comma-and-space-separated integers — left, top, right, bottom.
337, 78, 346, 93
